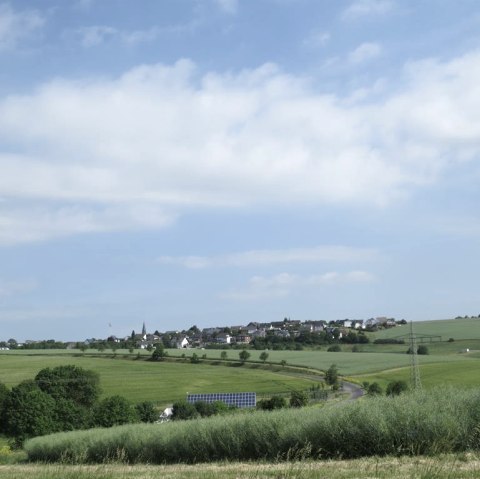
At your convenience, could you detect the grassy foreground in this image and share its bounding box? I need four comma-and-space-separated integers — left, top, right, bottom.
1, 454, 480, 478
25, 388, 480, 464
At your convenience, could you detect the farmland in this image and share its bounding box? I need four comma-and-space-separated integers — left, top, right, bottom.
0, 354, 318, 406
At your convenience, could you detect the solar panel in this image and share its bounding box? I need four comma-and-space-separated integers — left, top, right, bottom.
187, 392, 256, 408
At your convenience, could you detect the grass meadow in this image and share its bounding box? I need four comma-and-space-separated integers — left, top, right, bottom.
2, 455, 480, 479
372, 318, 480, 341
0, 354, 318, 406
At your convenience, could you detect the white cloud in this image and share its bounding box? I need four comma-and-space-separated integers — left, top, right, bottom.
303, 31, 330, 48
348, 42, 383, 64
78, 25, 162, 47
0, 203, 174, 245
157, 245, 379, 269
0, 3, 45, 50
78, 26, 117, 47
1, 51, 480, 243
214, 0, 238, 14
342, 0, 395, 20
221, 270, 374, 300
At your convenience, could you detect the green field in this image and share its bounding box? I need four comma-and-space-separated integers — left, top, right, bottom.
372, 318, 480, 341
2, 317, 480, 405
0, 354, 318, 406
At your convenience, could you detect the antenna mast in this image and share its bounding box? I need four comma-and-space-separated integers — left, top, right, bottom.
409, 321, 422, 390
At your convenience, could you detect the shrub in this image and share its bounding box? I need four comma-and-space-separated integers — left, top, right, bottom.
93, 396, 136, 428
374, 338, 405, 344
290, 390, 309, 408
386, 380, 408, 396
367, 383, 383, 396
171, 401, 199, 421
327, 344, 341, 352
417, 345, 429, 355
135, 402, 158, 423
257, 395, 287, 410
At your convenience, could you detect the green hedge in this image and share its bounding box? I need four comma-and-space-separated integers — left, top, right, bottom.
25, 388, 480, 464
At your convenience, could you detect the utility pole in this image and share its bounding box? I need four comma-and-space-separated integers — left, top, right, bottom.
409, 321, 422, 390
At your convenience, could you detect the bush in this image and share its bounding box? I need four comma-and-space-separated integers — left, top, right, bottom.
386, 380, 408, 396
171, 401, 199, 421
374, 338, 405, 344
327, 344, 341, 352
367, 383, 383, 396
289, 390, 309, 408
93, 396, 136, 428
257, 395, 287, 410
417, 345, 429, 355
135, 402, 158, 423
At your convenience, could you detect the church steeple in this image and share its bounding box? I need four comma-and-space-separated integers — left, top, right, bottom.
142, 322, 147, 336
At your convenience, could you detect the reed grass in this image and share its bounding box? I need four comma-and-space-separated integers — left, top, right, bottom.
25, 387, 480, 464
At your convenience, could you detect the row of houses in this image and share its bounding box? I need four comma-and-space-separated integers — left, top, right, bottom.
111, 317, 398, 349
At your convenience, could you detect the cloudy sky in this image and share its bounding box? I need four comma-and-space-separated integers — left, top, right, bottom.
1, 0, 480, 341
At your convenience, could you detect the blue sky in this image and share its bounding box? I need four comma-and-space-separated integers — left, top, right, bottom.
1, 0, 480, 341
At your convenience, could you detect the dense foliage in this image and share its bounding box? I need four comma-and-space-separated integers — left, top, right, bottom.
25, 388, 480, 464
0, 365, 157, 444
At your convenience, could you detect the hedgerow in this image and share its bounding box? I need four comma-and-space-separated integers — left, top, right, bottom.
25, 387, 480, 464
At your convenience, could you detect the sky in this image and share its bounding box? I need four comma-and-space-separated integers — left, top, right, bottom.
1, 0, 480, 341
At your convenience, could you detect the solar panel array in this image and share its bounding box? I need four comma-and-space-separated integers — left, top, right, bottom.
187, 392, 256, 408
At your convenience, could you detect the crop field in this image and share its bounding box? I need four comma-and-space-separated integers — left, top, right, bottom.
0, 354, 317, 406
352, 358, 480, 390
372, 318, 480, 341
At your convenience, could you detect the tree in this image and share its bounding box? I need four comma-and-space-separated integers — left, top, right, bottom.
386, 380, 408, 396
93, 395, 136, 427
35, 365, 100, 408
290, 390, 309, 408
324, 364, 339, 388
220, 351, 228, 360
259, 351, 269, 363
135, 401, 158, 423
152, 343, 168, 361
239, 349, 250, 363
1, 381, 57, 444
190, 353, 200, 364
417, 345, 429, 355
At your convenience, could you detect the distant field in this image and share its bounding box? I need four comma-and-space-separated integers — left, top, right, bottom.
372, 318, 480, 341
0, 355, 317, 406
353, 358, 480, 390
164, 348, 476, 375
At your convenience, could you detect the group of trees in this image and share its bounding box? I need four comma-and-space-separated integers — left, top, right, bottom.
251, 330, 370, 351
362, 380, 409, 397
0, 365, 157, 445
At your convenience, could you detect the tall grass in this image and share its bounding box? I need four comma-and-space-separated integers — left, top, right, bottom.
25, 388, 480, 464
